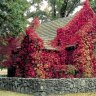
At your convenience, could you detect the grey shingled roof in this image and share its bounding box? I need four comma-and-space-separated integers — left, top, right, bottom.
36, 16, 73, 49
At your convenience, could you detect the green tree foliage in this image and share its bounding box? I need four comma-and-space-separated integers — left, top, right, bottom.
27, 0, 96, 22
90, 0, 96, 13
26, 0, 49, 22
48, 0, 81, 18
60, 0, 80, 17
0, 0, 29, 37
48, 0, 95, 18
27, 0, 81, 21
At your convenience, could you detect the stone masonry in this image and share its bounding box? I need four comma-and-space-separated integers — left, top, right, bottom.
0, 78, 96, 96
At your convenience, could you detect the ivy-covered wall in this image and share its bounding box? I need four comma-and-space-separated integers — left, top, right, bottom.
2, 0, 96, 79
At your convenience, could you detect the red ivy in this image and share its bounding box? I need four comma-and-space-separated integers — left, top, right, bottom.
3, 1, 96, 78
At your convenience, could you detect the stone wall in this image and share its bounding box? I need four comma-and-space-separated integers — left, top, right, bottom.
0, 78, 96, 96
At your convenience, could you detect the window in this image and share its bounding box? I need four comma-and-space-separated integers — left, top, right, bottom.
94, 42, 96, 54
65, 45, 76, 65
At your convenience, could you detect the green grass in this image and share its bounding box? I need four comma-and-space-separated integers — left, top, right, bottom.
0, 90, 32, 96
50, 93, 96, 96
0, 90, 96, 96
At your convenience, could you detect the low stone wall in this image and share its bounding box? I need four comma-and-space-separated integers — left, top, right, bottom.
0, 78, 96, 96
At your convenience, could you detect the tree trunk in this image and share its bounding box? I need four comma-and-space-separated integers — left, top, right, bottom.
52, 0, 56, 18
60, 0, 68, 17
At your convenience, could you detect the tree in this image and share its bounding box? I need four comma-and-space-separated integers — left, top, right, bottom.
27, 0, 96, 21
26, 0, 50, 22
47, 0, 81, 18
60, 0, 80, 17
27, 0, 81, 21
90, 0, 96, 13
0, 0, 29, 37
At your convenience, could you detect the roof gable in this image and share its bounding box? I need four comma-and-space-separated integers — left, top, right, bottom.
52, 0, 95, 50
36, 16, 73, 40
36, 16, 73, 49
35, 0, 96, 50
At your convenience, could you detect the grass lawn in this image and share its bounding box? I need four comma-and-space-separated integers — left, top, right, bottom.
0, 90, 96, 96
0, 90, 32, 96
50, 93, 96, 96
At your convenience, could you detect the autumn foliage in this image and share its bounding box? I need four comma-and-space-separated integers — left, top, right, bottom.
0, 36, 24, 67
1, 0, 96, 78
